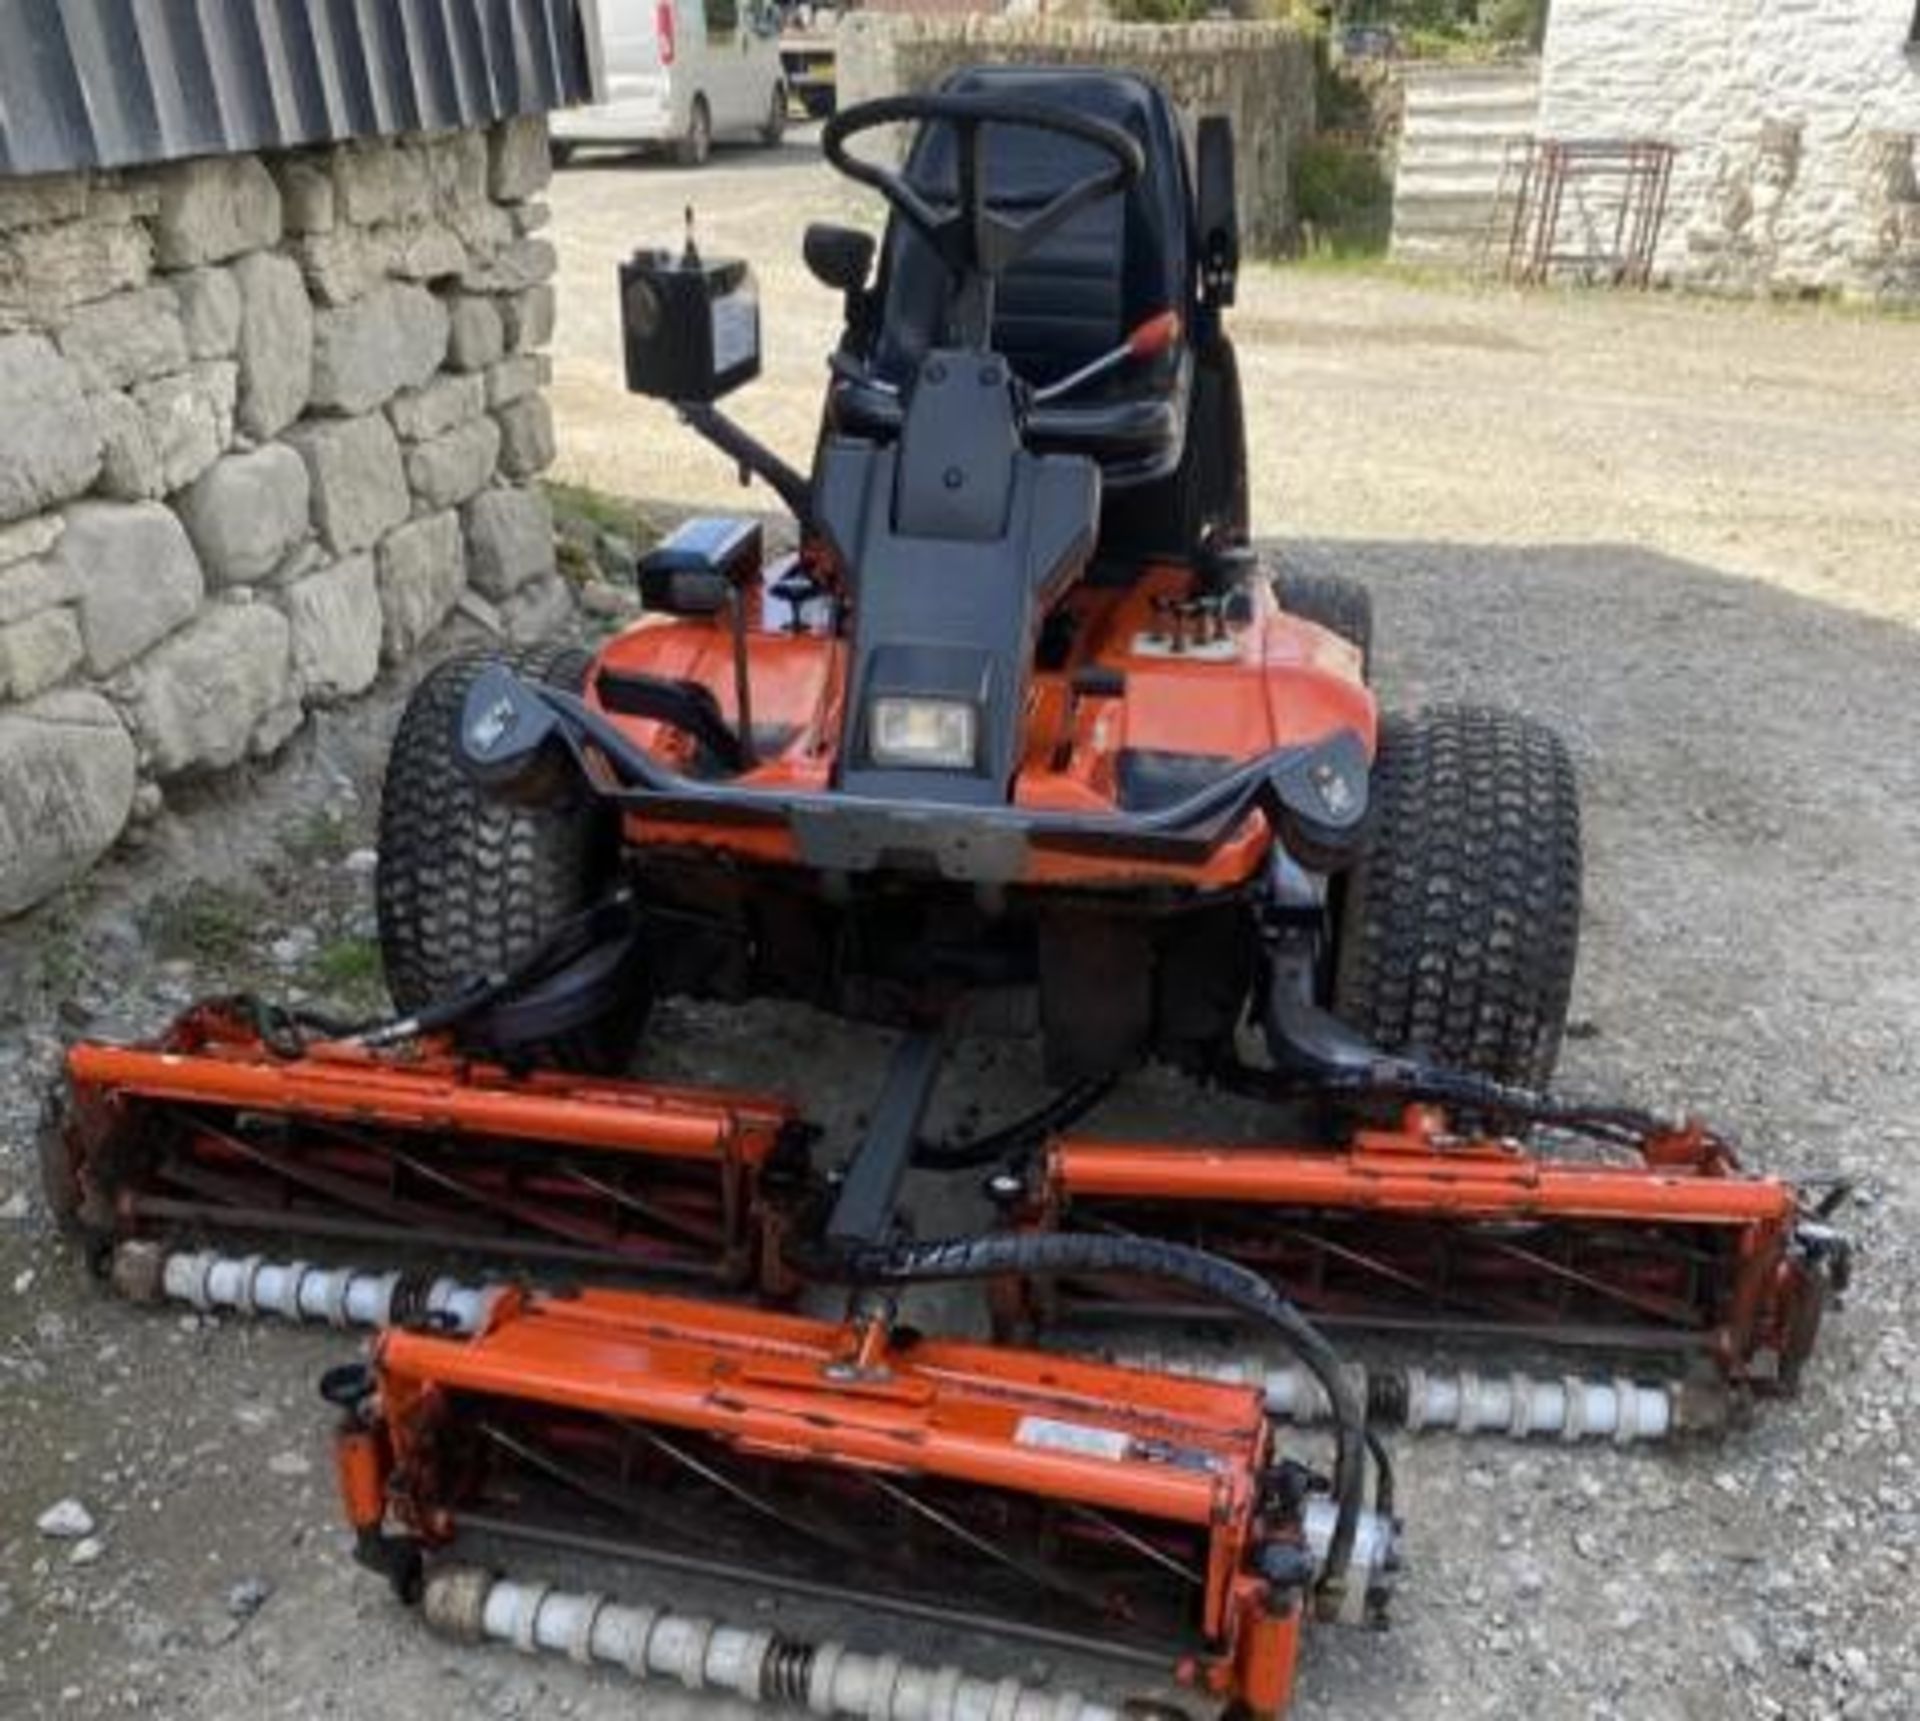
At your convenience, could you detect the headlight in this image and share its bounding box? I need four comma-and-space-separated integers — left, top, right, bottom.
869, 696, 978, 770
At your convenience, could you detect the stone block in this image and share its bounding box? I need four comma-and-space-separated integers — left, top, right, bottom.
0, 606, 83, 700
463, 485, 554, 600
426, 130, 489, 209
493, 394, 555, 480
60, 499, 205, 674
56, 286, 190, 392
377, 509, 465, 662
407, 416, 501, 510
271, 155, 337, 234
310, 282, 449, 415
0, 173, 90, 230
286, 413, 411, 555
153, 155, 282, 267
0, 556, 80, 627
0, 335, 103, 522
172, 267, 242, 360
489, 116, 553, 202
335, 139, 434, 227
447, 294, 506, 371
388, 223, 469, 283
290, 228, 386, 307
510, 201, 552, 237
176, 445, 311, 585
447, 200, 515, 262
286, 555, 381, 700
0, 515, 65, 577
0, 218, 152, 333
0, 689, 137, 919
485, 353, 549, 408
500, 572, 574, 644
130, 363, 233, 493
465, 238, 557, 293
234, 251, 313, 440
120, 601, 293, 776
388, 371, 486, 442
501, 284, 557, 352
93, 392, 164, 500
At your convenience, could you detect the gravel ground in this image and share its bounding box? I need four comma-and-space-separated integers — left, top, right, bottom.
2, 134, 1917, 1720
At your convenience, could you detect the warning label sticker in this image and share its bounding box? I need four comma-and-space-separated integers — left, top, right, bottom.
1014, 1416, 1133, 1462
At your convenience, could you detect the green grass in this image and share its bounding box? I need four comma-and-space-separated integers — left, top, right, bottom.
544, 479, 658, 544
309, 936, 383, 992
280, 807, 357, 865
140, 882, 261, 967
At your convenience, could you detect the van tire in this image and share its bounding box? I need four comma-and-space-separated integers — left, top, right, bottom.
550, 139, 576, 169
761, 84, 788, 147
677, 97, 712, 167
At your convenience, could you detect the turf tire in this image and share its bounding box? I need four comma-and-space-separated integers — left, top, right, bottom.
1331, 703, 1581, 1088
376, 646, 643, 1070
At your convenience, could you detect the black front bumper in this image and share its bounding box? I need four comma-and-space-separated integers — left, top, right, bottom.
458, 664, 1370, 886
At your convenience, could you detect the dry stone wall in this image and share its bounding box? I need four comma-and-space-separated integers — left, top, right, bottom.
1539, 0, 1920, 299
0, 117, 567, 919
836, 16, 1317, 255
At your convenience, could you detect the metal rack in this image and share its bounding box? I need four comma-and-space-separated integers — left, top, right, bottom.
1495, 138, 1676, 287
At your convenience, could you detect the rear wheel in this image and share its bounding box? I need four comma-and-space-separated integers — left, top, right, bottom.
549, 139, 577, 169
761, 84, 788, 147
1275, 568, 1373, 679
1332, 704, 1581, 1088
376, 646, 646, 1071
677, 97, 713, 167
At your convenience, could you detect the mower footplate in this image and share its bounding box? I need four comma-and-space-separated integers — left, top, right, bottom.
336, 1286, 1398, 1719
48, 1003, 809, 1291
1021, 1108, 1846, 1398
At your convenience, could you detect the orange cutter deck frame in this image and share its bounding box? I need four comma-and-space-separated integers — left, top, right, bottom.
336, 1284, 1350, 1720
50, 1002, 808, 1290
1022, 1107, 1841, 1393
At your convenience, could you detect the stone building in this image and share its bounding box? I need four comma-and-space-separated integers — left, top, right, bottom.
0, 3, 598, 919
1538, 0, 1920, 297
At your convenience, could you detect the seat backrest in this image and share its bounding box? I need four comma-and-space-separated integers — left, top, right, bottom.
871, 66, 1194, 390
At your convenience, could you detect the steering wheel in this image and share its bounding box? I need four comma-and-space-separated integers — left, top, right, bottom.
823, 94, 1145, 282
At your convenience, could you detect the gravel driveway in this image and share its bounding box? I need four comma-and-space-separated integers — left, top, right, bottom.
2, 133, 1916, 1721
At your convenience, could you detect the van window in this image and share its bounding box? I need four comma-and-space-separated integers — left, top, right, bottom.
707, 0, 738, 41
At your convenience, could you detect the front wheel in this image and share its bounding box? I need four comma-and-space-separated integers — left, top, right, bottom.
1331, 704, 1581, 1088
676, 96, 713, 167
375, 647, 647, 1071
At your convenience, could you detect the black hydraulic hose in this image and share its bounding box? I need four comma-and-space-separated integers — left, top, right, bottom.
1218, 1056, 1733, 1158
912, 1078, 1115, 1172
802, 1229, 1368, 1613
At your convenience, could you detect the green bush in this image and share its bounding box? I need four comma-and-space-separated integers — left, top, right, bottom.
1293, 138, 1393, 256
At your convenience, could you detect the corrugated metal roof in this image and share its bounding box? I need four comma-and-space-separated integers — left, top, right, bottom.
0, 0, 601, 178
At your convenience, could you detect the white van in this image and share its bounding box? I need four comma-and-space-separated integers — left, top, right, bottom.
553, 0, 788, 167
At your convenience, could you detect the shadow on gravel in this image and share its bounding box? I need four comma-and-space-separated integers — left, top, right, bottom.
1277, 536, 1920, 1183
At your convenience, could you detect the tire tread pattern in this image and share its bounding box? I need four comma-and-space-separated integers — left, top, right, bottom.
375, 646, 608, 1016
1333, 703, 1581, 1088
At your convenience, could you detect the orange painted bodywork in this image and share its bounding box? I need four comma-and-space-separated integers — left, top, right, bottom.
1042, 1108, 1821, 1385
65, 1006, 792, 1165
58, 1002, 802, 1289
591, 564, 1373, 890
362, 1284, 1310, 1715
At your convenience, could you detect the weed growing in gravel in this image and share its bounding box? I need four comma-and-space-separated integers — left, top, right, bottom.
309, 936, 384, 996
140, 883, 263, 967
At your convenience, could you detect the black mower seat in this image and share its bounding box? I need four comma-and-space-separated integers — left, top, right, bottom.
835, 66, 1195, 488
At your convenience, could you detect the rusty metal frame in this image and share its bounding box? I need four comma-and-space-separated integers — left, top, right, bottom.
1501, 138, 1676, 288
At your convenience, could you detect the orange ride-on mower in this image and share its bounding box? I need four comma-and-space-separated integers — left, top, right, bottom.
42, 70, 1849, 1719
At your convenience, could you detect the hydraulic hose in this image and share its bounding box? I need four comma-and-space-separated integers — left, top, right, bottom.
912, 1078, 1114, 1172
803, 1230, 1368, 1614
